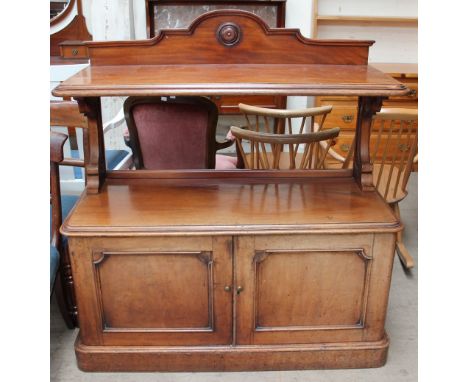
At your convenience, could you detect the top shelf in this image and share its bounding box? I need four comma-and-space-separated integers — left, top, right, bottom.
316, 15, 418, 24
52, 64, 409, 98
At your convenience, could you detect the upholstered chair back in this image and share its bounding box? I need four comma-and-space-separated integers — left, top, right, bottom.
124, 97, 219, 169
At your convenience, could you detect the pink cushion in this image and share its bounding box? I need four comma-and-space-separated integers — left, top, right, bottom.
132, 103, 211, 169
215, 154, 238, 170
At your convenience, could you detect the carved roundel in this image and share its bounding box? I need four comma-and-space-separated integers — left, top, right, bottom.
217, 23, 242, 47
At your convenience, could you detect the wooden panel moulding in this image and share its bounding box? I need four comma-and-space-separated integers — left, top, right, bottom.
70, 235, 234, 348
85, 10, 374, 66
233, 232, 396, 348
93, 250, 214, 331
253, 249, 372, 330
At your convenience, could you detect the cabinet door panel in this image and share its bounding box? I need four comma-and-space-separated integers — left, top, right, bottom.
235, 234, 395, 345
70, 236, 233, 346
97, 251, 213, 329
255, 249, 368, 328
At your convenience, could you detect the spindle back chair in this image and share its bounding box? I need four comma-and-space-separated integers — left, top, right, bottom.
337, 108, 418, 204
369, 109, 418, 205
230, 126, 340, 170
236, 103, 335, 169
239, 103, 333, 134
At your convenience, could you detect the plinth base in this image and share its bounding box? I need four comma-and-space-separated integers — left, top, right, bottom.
75, 333, 389, 372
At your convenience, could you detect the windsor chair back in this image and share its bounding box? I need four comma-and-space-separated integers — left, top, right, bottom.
235, 103, 337, 169
231, 126, 340, 170
338, 108, 418, 204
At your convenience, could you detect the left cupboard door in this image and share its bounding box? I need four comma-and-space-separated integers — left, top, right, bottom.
68, 236, 233, 346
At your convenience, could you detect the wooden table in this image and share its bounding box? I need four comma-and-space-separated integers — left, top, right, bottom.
53, 10, 409, 372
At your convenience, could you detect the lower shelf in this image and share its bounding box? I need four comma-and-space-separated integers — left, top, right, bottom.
75, 333, 389, 372
62, 176, 400, 237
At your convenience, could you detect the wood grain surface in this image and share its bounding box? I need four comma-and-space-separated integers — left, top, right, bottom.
53, 63, 407, 98
62, 177, 400, 236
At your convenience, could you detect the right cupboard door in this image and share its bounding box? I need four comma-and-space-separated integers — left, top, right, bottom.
235, 233, 396, 345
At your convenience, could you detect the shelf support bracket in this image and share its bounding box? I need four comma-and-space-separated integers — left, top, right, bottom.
354, 96, 384, 191
76, 97, 106, 194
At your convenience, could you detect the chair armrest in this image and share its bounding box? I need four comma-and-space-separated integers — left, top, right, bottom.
50, 131, 68, 163
215, 126, 240, 151
50, 100, 87, 128
319, 142, 347, 163
60, 158, 85, 167
215, 139, 235, 151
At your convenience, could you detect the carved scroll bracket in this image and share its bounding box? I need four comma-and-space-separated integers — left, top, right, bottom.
356, 248, 372, 261
197, 251, 213, 265
354, 96, 385, 191
93, 251, 106, 265
253, 250, 268, 264
76, 97, 106, 194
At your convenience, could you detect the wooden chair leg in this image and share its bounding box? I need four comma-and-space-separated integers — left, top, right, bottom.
392, 203, 415, 270
53, 270, 75, 329
396, 241, 415, 270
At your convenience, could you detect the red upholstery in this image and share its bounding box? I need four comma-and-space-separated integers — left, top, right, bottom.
131, 103, 210, 169
215, 154, 238, 170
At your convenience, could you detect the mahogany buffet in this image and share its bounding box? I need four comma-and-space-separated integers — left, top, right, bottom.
52, 11, 409, 372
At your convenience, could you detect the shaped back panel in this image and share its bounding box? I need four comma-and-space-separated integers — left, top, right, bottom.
87, 10, 373, 66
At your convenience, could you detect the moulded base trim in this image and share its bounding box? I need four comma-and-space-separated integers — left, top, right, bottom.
75, 332, 389, 372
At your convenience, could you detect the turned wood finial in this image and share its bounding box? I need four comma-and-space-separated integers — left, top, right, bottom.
217, 22, 242, 47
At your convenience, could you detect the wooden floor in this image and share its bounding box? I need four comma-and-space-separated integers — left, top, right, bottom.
50, 175, 417, 382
